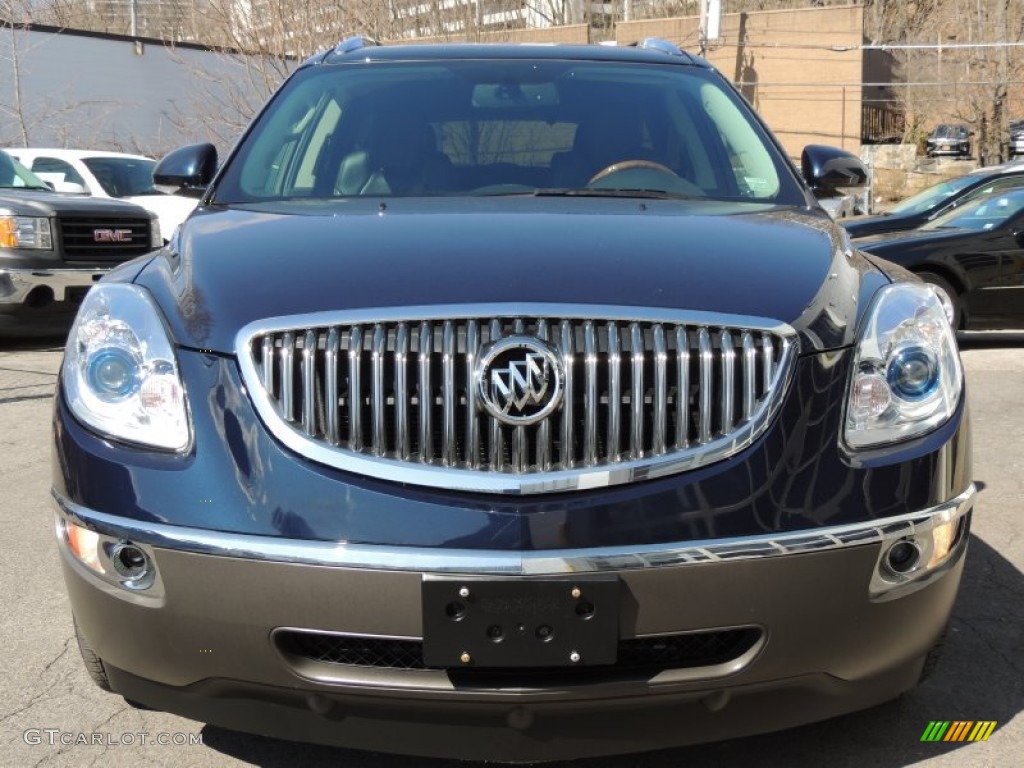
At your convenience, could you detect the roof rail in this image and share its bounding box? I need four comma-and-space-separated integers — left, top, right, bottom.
633, 37, 684, 56
333, 36, 379, 55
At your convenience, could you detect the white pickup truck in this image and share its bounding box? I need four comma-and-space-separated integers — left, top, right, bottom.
5, 148, 196, 241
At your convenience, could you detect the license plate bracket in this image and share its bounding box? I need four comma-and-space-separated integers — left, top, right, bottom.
421, 576, 619, 668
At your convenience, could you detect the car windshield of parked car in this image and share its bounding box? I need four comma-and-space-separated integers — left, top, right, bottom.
922, 187, 1024, 231
0, 150, 52, 190
82, 156, 160, 197
215, 59, 801, 204
887, 174, 978, 216
932, 124, 968, 139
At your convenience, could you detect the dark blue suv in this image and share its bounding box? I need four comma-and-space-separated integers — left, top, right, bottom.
52, 38, 973, 761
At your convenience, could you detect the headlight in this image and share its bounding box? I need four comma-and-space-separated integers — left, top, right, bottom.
0, 214, 52, 249
845, 282, 963, 448
149, 215, 162, 248
63, 283, 190, 451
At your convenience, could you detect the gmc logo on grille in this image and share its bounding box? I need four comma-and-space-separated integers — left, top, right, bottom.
93, 229, 133, 243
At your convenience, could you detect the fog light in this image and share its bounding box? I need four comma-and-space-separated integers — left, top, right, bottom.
109, 542, 151, 581
64, 521, 104, 574
885, 539, 922, 575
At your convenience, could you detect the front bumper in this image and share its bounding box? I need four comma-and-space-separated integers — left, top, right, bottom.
0, 266, 105, 305
56, 486, 974, 761
0, 266, 104, 334
927, 142, 970, 156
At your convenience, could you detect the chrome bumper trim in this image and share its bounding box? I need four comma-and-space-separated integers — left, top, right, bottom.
52, 485, 975, 575
0, 267, 105, 304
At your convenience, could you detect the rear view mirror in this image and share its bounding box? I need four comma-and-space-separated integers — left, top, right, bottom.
801, 145, 868, 192
154, 143, 218, 198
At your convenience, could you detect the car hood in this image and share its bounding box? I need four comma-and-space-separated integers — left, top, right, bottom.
135, 198, 878, 354
855, 227, 973, 253
0, 189, 152, 217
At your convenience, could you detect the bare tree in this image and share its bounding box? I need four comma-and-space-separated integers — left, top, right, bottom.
0, 6, 32, 145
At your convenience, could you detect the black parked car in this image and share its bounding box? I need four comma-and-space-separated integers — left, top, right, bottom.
0, 150, 159, 336
1010, 119, 1024, 157
843, 166, 1024, 238
53, 38, 973, 761
858, 182, 1024, 330
926, 123, 971, 158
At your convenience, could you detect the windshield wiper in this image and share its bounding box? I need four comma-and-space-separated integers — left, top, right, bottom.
531, 187, 692, 200
1, 184, 51, 191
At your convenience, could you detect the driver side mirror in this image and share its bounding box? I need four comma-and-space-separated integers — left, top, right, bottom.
801, 145, 868, 194
154, 143, 218, 198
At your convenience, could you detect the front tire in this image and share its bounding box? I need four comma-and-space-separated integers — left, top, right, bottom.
918, 626, 948, 683
73, 616, 112, 692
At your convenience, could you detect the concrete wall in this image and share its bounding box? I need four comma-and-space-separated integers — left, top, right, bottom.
4, 7, 868, 163
0, 24, 270, 157
617, 5, 865, 160
862, 144, 979, 210
0, 22, 589, 158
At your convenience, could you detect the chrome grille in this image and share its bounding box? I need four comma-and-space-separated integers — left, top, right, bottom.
237, 306, 797, 494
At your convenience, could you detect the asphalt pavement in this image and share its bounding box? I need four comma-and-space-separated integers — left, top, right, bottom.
1, 333, 1020, 768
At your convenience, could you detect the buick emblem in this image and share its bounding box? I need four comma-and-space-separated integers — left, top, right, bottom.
476, 336, 564, 426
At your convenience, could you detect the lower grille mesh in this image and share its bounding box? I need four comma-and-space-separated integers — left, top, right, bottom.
276, 628, 761, 674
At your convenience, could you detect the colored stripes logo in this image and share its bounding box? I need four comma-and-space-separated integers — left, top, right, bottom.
921, 721, 997, 742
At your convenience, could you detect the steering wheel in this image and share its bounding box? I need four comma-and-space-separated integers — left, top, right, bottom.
588, 160, 679, 185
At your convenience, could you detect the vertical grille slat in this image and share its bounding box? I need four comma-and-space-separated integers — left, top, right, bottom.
442, 320, 457, 466
535, 319, 552, 471
261, 335, 275, 394
325, 327, 340, 445
302, 330, 317, 435
246, 312, 795, 488
559, 320, 575, 469
630, 323, 644, 460
698, 328, 713, 444
348, 326, 363, 451
583, 320, 598, 466
742, 332, 756, 423
489, 320, 504, 471
511, 319, 528, 472
371, 324, 386, 455
674, 326, 689, 450
607, 322, 621, 462
652, 324, 667, 456
418, 322, 433, 463
720, 329, 735, 435
762, 335, 775, 393
465, 320, 481, 469
394, 323, 410, 460
281, 331, 295, 423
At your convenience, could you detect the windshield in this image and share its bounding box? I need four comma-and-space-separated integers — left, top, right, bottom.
922, 186, 1024, 232
932, 125, 968, 139
82, 156, 159, 197
0, 150, 52, 190
215, 59, 801, 204
888, 174, 978, 216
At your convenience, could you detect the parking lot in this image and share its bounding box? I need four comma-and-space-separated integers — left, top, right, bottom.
1, 334, 1020, 768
